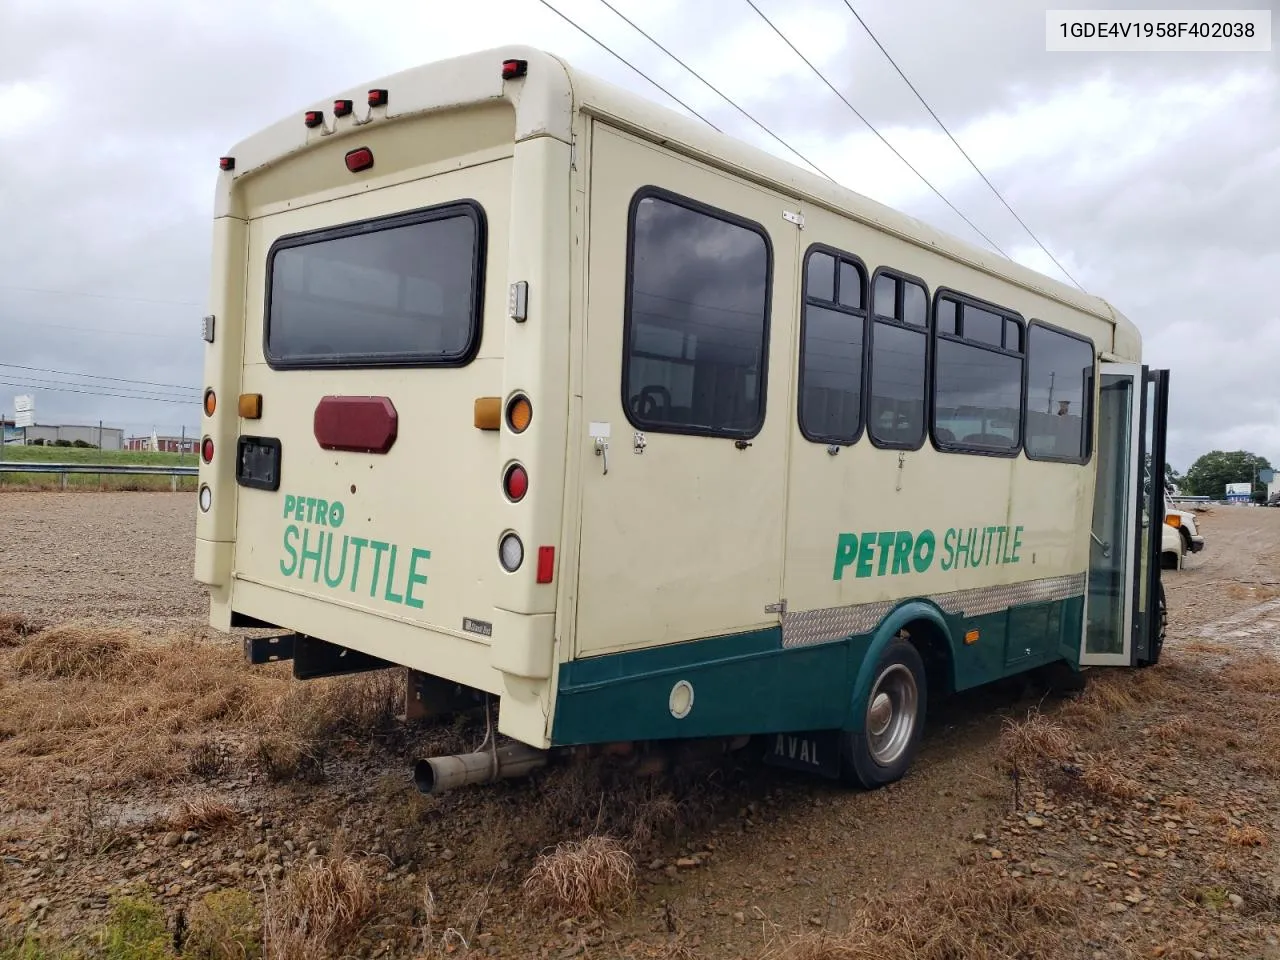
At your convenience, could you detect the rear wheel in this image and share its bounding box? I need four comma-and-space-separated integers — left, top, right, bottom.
840, 638, 926, 789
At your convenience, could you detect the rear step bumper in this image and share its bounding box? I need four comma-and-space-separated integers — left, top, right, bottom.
243, 633, 396, 679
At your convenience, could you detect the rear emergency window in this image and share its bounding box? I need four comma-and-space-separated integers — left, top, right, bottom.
264, 203, 485, 367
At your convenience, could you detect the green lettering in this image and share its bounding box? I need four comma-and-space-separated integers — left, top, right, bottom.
954, 528, 972, 568
995, 526, 1008, 563
833, 534, 858, 580
368, 541, 390, 598
323, 534, 349, 588
941, 528, 956, 571
856, 533, 876, 579
329, 501, 345, 528
383, 545, 405, 605
983, 526, 997, 565
315, 500, 329, 527
279, 524, 300, 576
299, 528, 324, 582
405, 548, 431, 609
1011, 525, 1024, 563
348, 537, 369, 592
305, 497, 317, 524
283, 495, 296, 519
876, 532, 895, 577
891, 531, 913, 575
912, 530, 936, 573
294, 497, 305, 521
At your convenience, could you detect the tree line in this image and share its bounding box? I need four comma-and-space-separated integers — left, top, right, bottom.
1167, 450, 1273, 502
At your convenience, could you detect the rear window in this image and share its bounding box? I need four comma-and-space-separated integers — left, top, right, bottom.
264, 202, 485, 368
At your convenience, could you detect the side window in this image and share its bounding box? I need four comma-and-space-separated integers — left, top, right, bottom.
799, 247, 867, 443
931, 292, 1025, 454
1025, 323, 1093, 462
623, 190, 771, 437
868, 269, 928, 448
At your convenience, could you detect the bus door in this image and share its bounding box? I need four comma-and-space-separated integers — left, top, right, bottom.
1081, 363, 1170, 666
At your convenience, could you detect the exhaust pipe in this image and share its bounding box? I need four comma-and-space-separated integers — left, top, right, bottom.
414, 741, 548, 794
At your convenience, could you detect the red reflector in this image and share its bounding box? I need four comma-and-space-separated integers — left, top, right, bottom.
344, 147, 374, 173
536, 546, 555, 584
504, 463, 528, 502
201, 437, 214, 463
313, 396, 398, 454
218, 156, 235, 171
367, 88, 388, 107
304, 110, 323, 128
502, 59, 528, 79
333, 98, 353, 117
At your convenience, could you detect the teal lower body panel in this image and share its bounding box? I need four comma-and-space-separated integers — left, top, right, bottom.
551, 594, 1086, 747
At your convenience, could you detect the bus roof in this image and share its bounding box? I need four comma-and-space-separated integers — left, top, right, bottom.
220, 44, 1137, 349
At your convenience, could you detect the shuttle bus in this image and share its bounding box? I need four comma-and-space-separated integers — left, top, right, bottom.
195, 46, 1170, 792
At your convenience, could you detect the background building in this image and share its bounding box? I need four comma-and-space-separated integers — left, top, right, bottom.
125, 433, 195, 453
19, 423, 124, 450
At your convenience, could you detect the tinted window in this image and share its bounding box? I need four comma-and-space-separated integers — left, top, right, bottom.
936, 298, 957, 335
873, 274, 896, 318
902, 282, 927, 326
800, 248, 866, 442
266, 206, 483, 366
624, 193, 770, 435
868, 321, 926, 447
933, 294, 1024, 453
963, 305, 1003, 347
1025, 324, 1093, 461
806, 252, 835, 302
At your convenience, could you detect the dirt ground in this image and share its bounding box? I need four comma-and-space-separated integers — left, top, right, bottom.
1, 493, 1278, 959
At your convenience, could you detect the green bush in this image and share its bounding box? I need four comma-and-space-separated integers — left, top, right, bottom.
183, 890, 261, 960
99, 896, 174, 960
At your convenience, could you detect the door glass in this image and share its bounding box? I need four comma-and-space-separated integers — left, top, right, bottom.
1086, 374, 1134, 655
1137, 378, 1157, 627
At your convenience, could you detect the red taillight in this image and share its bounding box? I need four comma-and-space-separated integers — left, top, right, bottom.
313, 395, 398, 453
367, 88, 388, 107
504, 463, 528, 502
201, 437, 214, 463
344, 147, 373, 173
218, 156, 235, 171
502, 59, 528, 80
536, 546, 555, 584
333, 98, 353, 117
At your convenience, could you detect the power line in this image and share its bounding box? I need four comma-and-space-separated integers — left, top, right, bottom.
0, 363, 198, 393
0, 316, 190, 341
741, 0, 1008, 258
0, 283, 200, 307
533, 0, 722, 130
0, 377, 197, 405
591, 0, 834, 181
0, 375, 197, 403
838, 0, 1083, 290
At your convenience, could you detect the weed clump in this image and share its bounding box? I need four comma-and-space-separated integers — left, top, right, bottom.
522, 835, 636, 918
184, 889, 262, 960
261, 856, 375, 960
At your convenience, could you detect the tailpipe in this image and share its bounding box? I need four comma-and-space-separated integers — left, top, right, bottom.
413, 741, 548, 794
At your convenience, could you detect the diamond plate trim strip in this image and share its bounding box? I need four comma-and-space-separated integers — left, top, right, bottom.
780, 573, 1087, 648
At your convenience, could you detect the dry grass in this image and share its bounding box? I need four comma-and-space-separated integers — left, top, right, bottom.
184, 889, 262, 960
0, 612, 41, 648
261, 855, 376, 960
1224, 825, 1269, 848
1146, 716, 1194, 741
1221, 655, 1280, 694
522, 835, 637, 919
997, 712, 1075, 768
12, 623, 132, 679
1080, 758, 1144, 801
166, 795, 239, 833
763, 865, 1077, 960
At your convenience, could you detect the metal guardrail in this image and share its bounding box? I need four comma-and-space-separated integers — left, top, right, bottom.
0, 461, 198, 491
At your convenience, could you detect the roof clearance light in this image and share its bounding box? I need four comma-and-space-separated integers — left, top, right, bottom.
368, 88, 388, 107
506, 394, 532, 433
503, 463, 528, 502
499, 532, 524, 572
536, 546, 555, 584
201, 437, 214, 463
304, 110, 324, 128
333, 99, 353, 117
502, 59, 528, 79
344, 147, 374, 173
218, 157, 235, 171
203, 389, 216, 417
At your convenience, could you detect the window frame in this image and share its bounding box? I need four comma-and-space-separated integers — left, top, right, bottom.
620, 185, 775, 441
867, 266, 931, 452
797, 243, 870, 446
1022, 318, 1096, 465
929, 287, 1027, 458
262, 200, 487, 371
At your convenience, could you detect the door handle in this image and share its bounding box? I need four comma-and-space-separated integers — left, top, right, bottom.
594, 437, 609, 475
1090, 531, 1111, 558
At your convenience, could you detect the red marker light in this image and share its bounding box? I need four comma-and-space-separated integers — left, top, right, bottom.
504, 463, 528, 502
304, 110, 324, 128
333, 99, 353, 117
502, 59, 528, 80
218, 156, 235, 171
344, 147, 374, 173
201, 437, 214, 463
536, 546, 555, 584
367, 88, 388, 107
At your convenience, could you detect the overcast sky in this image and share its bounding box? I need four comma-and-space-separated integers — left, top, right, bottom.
0, 0, 1275, 469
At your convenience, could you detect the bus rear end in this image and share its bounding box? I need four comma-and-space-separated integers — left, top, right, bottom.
194, 50, 573, 753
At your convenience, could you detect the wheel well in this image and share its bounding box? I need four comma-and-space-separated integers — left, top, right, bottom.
1179, 525, 1192, 547
899, 618, 954, 697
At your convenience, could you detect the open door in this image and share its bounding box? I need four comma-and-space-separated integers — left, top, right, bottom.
1082, 362, 1170, 666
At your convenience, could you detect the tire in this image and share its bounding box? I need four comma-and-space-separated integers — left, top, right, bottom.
840, 637, 927, 789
